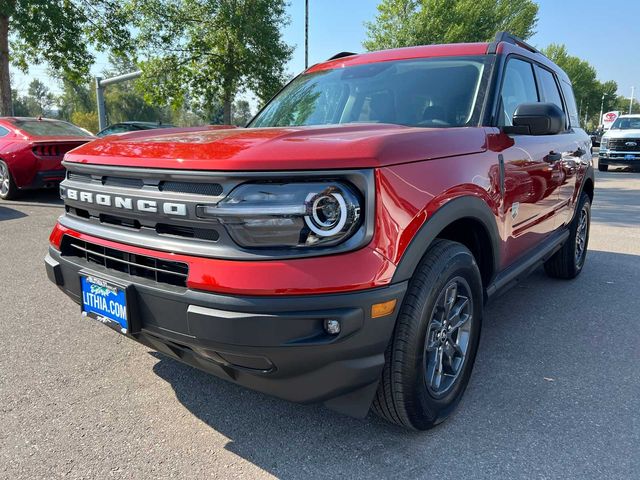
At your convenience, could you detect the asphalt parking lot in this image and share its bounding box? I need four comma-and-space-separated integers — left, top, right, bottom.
1, 158, 639, 479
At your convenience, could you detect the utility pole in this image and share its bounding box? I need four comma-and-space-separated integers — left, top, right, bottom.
95, 71, 142, 131
304, 0, 309, 69
578, 97, 583, 120
630, 86, 635, 114
599, 93, 605, 127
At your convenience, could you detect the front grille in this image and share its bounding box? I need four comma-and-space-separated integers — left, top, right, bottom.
60, 236, 188, 287
608, 138, 640, 151
159, 181, 223, 196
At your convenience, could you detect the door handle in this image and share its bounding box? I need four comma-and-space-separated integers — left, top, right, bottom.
545, 151, 562, 163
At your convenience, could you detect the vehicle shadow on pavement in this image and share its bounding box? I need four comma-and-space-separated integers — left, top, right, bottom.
0, 205, 27, 221
4, 189, 63, 207
150, 249, 640, 479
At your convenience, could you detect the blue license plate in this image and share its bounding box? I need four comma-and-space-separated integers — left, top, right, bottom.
81, 275, 129, 333
625, 154, 636, 161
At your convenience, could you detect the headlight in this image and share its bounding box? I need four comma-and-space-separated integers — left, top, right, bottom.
600, 137, 608, 149
197, 182, 362, 248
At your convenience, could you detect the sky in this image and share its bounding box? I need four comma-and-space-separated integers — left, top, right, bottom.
11, 0, 640, 103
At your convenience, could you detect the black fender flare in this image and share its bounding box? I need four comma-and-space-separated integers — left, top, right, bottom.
391, 196, 501, 284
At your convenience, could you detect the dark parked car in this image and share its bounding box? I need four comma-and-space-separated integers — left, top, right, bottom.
0, 117, 94, 200
46, 32, 594, 430
96, 121, 174, 137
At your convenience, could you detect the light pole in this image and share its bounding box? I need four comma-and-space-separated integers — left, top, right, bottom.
599, 93, 605, 127
630, 86, 635, 114
304, 0, 309, 69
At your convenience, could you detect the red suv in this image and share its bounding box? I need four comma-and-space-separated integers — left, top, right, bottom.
45, 33, 594, 430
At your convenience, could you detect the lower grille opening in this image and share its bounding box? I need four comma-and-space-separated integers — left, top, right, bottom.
60, 236, 188, 287
156, 223, 220, 241
99, 213, 141, 230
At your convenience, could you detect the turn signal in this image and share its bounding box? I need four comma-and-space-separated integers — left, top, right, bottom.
371, 299, 397, 319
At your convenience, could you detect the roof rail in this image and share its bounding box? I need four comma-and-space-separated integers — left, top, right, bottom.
487, 31, 541, 55
327, 51, 357, 61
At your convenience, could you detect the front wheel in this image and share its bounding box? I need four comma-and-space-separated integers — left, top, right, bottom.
372, 240, 483, 430
598, 163, 608, 172
544, 192, 591, 279
0, 160, 18, 200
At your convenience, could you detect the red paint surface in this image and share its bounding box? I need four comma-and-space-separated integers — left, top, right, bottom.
63, 125, 488, 171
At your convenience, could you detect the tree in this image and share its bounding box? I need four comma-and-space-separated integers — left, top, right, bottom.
0, 1, 131, 116
126, 0, 293, 124
232, 99, 253, 126
27, 79, 54, 115
542, 44, 618, 127
364, 0, 538, 51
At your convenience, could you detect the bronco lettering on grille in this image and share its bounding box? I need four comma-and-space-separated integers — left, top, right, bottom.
64, 188, 187, 216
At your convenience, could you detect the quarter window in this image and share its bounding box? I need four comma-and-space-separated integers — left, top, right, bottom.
0, 126, 9, 137
498, 58, 539, 126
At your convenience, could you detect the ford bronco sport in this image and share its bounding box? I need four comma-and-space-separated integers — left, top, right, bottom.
45, 32, 594, 430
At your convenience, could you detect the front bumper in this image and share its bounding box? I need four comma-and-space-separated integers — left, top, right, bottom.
45, 247, 407, 418
598, 151, 640, 166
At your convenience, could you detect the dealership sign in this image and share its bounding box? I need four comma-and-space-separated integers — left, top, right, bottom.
602, 111, 620, 129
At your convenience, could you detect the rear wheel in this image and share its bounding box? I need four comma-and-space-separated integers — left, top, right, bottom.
544, 192, 591, 279
0, 160, 19, 200
372, 240, 483, 430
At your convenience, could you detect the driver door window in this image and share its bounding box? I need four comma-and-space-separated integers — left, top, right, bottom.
498, 59, 539, 126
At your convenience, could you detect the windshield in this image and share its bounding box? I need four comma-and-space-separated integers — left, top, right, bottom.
14, 119, 93, 137
250, 57, 488, 129
610, 117, 640, 130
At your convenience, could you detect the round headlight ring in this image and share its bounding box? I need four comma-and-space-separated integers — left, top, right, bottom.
305, 191, 348, 237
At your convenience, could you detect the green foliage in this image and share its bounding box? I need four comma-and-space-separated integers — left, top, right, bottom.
27, 79, 54, 115
0, 0, 133, 114
71, 111, 99, 134
232, 99, 253, 126
542, 44, 619, 127
364, 0, 538, 51
126, 0, 293, 124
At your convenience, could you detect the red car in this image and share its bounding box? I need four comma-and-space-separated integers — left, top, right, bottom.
45, 33, 594, 430
0, 117, 94, 200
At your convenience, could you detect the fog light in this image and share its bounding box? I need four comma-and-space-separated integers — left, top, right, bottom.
324, 319, 341, 335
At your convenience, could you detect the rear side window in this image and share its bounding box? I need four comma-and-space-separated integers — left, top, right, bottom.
0, 126, 9, 137
498, 58, 539, 126
560, 80, 580, 128
535, 66, 564, 112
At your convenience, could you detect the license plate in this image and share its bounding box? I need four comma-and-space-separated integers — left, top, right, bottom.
625, 154, 636, 161
81, 274, 129, 334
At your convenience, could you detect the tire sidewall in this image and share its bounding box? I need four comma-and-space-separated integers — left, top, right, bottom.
571, 193, 592, 274
404, 247, 483, 428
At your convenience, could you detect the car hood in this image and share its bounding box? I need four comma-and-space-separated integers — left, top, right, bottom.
63, 124, 487, 171
602, 129, 640, 139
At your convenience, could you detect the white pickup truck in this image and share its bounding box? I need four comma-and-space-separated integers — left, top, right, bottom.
599, 114, 640, 171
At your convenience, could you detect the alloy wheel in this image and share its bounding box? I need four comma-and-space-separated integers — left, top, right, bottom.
575, 207, 589, 267
0, 163, 10, 196
424, 277, 473, 397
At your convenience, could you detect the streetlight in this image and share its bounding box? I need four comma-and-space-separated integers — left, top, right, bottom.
630, 86, 635, 114
304, 0, 309, 69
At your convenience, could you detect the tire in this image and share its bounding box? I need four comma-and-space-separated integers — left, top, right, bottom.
598, 163, 608, 172
544, 192, 591, 279
0, 160, 19, 200
372, 239, 483, 430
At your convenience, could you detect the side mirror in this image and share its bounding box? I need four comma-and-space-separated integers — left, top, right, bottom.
504, 102, 566, 135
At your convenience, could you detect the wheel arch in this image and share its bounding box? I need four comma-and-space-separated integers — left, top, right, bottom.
391, 196, 501, 293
